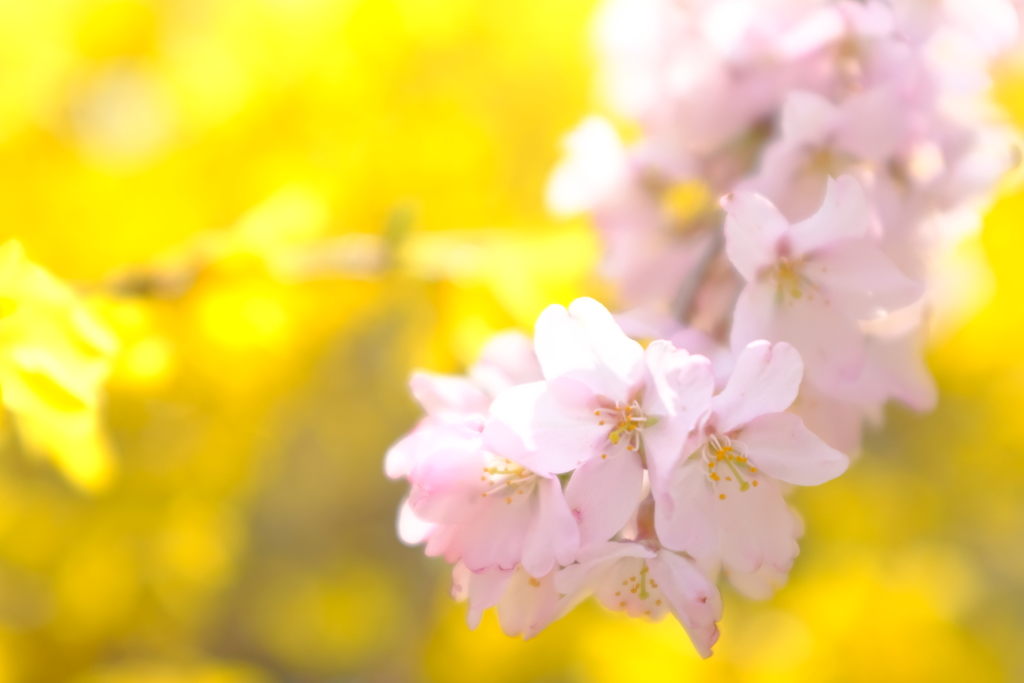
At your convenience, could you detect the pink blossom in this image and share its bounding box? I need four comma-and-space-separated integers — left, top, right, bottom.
407, 421, 579, 577
555, 539, 722, 658
791, 325, 937, 454
654, 341, 847, 590
385, 331, 540, 482
742, 89, 909, 221
725, 175, 923, 394
484, 298, 714, 546
452, 563, 559, 639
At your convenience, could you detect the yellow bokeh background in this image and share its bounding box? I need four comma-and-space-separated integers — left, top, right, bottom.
0, 1, 1020, 681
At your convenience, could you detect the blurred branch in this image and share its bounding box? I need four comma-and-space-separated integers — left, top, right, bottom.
670, 226, 725, 325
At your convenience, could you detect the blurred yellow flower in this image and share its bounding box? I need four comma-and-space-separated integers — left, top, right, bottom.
0, 240, 117, 491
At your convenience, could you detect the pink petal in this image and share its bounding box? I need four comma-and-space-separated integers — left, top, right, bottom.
789, 384, 865, 454
786, 175, 870, 255
564, 444, 644, 548
483, 379, 606, 476
533, 297, 644, 399
864, 331, 937, 412
641, 341, 716, 483
470, 331, 543, 395
723, 191, 790, 281
725, 562, 790, 600
654, 459, 719, 560
715, 476, 801, 575
407, 424, 489, 524
648, 551, 722, 659
835, 87, 906, 163
410, 371, 491, 416
807, 240, 923, 319
739, 412, 849, 486
552, 541, 653, 614
731, 281, 865, 393
454, 563, 513, 630
522, 477, 581, 577
457, 494, 535, 572
780, 91, 839, 146
384, 421, 430, 480
498, 569, 560, 639
397, 498, 436, 545
711, 341, 803, 435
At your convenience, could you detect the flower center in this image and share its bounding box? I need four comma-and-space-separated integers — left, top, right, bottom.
480, 457, 538, 504
594, 400, 648, 453
769, 257, 815, 302
700, 434, 759, 500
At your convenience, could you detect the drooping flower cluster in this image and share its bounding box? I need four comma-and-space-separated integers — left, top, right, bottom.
389, 299, 849, 655
387, 0, 1022, 659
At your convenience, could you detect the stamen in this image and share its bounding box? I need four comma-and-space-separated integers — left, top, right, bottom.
639, 563, 650, 600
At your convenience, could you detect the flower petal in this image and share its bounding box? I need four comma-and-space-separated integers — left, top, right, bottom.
655, 458, 719, 560
564, 444, 644, 548
725, 561, 790, 600
780, 91, 839, 146
648, 551, 722, 659
787, 175, 870, 254
739, 412, 849, 486
498, 569, 560, 639
407, 424, 489, 524
711, 341, 803, 434
807, 239, 923, 319
397, 498, 436, 545
522, 476, 581, 577
723, 190, 790, 281
641, 340, 716, 484
483, 378, 606, 476
533, 297, 644, 399
453, 563, 513, 631
731, 281, 865, 393
410, 371, 491, 416
456, 494, 535, 572
715, 476, 801, 575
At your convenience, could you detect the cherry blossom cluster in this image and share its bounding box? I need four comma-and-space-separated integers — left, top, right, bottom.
548, 0, 1021, 453
385, 0, 1022, 659
388, 296, 855, 655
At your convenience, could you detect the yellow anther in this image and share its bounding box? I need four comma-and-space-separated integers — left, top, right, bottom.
719, 494, 726, 500
506, 497, 512, 504
710, 472, 720, 481
528, 577, 541, 587
752, 480, 759, 487
655, 599, 662, 606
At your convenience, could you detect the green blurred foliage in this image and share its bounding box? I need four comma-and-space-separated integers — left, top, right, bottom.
0, 1, 1019, 682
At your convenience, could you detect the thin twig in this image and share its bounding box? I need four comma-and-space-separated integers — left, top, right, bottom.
670, 225, 725, 325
